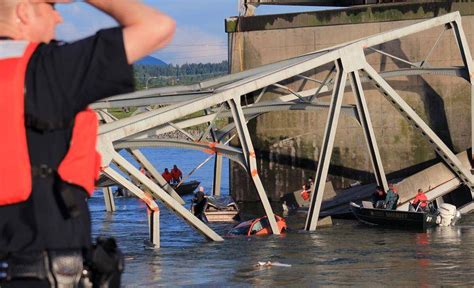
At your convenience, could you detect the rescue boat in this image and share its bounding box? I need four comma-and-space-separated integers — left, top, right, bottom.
350, 202, 461, 231
204, 196, 240, 222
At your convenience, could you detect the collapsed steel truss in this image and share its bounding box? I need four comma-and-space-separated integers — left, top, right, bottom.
92, 12, 474, 245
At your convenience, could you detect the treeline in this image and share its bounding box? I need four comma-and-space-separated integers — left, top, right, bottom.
134, 61, 229, 89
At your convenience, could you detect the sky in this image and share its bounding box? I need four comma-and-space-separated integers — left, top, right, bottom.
56, 1, 322, 65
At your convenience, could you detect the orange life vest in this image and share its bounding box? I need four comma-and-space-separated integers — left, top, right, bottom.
301, 190, 310, 201
412, 193, 428, 208
0, 41, 100, 206
171, 168, 182, 180
162, 171, 173, 183
57, 108, 101, 195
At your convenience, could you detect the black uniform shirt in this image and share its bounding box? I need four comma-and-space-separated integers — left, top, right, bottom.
0, 27, 134, 253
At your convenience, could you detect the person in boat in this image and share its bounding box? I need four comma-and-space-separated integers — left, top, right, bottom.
139, 166, 152, 179
384, 183, 399, 210
192, 186, 208, 222
371, 185, 386, 208
171, 164, 183, 184
162, 168, 173, 183
410, 188, 428, 212
115, 186, 125, 197
308, 177, 314, 188
0, 0, 175, 286
300, 183, 311, 201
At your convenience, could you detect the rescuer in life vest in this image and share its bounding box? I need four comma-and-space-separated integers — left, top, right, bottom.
0, 1, 175, 287
162, 168, 173, 183
171, 164, 183, 184
300, 184, 311, 201
410, 188, 428, 212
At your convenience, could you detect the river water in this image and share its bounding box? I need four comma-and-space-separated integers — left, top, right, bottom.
89, 149, 474, 286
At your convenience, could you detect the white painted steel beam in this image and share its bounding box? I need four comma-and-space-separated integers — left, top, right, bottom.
205, 109, 224, 197
148, 208, 160, 248
305, 59, 347, 231
126, 102, 357, 142
362, 63, 474, 190
111, 150, 223, 241
450, 18, 474, 165
98, 13, 465, 146
213, 154, 223, 196
94, 12, 474, 243
102, 187, 116, 212
102, 167, 163, 246
228, 97, 280, 234
349, 70, 388, 192
128, 148, 185, 205
115, 139, 247, 170
93, 66, 466, 111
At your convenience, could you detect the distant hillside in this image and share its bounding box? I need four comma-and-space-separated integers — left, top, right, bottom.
134, 60, 229, 90
136, 56, 166, 66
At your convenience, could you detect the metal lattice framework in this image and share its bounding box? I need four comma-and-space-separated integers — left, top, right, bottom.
92, 12, 474, 245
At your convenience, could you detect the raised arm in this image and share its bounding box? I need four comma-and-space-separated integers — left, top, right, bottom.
86, 0, 176, 64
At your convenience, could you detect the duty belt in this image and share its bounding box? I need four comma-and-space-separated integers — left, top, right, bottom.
0, 250, 84, 287
0, 252, 49, 281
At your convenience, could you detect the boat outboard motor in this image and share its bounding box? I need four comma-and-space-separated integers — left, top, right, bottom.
436, 203, 461, 226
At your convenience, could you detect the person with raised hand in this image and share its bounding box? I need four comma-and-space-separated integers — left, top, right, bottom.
0, 1, 175, 287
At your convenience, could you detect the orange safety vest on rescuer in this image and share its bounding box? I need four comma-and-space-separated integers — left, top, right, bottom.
412, 193, 428, 208
0, 42, 100, 206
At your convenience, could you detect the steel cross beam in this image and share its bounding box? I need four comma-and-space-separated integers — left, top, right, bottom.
110, 150, 224, 241
349, 70, 388, 192
127, 148, 185, 205
114, 139, 247, 170
98, 110, 185, 205
305, 59, 347, 231
93, 12, 474, 241
362, 63, 474, 194
204, 108, 224, 196
101, 167, 161, 246
228, 96, 280, 234
449, 19, 474, 161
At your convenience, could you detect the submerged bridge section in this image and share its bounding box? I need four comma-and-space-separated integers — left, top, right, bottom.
227, 1, 474, 203
92, 11, 474, 246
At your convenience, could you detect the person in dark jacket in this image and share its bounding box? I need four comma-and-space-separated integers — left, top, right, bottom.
384, 183, 399, 210
192, 186, 208, 222
0, 1, 175, 287
371, 185, 386, 208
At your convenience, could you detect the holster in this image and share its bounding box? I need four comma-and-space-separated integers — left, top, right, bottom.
85, 237, 124, 288
54, 173, 88, 219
